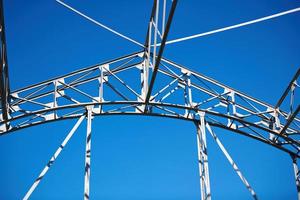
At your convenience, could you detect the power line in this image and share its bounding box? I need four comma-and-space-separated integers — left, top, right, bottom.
56, 0, 144, 48
156, 7, 300, 46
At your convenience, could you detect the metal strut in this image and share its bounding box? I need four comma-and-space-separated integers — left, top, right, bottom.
23, 115, 85, 200
292, 155, 300, 200
0, 0, 10, 130
275, 67, 300, 135
275, 68, 299, 109
196, 112, 211, 200
205, 123, 258, 200
144, 0, 178, 112
84, 106, 92, 200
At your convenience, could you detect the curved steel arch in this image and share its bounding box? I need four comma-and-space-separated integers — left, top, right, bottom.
1, 51, 299, 156
1, 0, 300, 199
0, 47, 299, 200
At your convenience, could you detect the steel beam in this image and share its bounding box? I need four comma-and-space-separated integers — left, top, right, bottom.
183, 71, 193, 118
196, 112, 211, 200
275, 68, 300, 109
144, 0, 178, 112
206, 123, 258, 200
0, 0, 10, 129
1, 1, 299, 199
84, 106, 92, 200
292, 155, 300, 200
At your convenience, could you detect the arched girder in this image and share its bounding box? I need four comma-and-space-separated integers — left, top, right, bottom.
1, 1, 299, 199
0, 101, 299, 158
0, 51, 299, 158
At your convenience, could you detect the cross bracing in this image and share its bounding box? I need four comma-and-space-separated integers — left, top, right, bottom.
1, 51, 299, 156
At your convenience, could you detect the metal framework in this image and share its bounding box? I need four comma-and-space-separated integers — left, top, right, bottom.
1, 0, 299, 199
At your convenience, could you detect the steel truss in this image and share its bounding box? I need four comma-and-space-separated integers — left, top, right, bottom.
3, 49, 299, 199
0, 0, 299, 199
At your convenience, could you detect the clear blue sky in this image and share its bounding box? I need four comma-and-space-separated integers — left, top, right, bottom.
0, 0, 300, 199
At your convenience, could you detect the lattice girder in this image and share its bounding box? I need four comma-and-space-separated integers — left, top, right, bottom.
0, 51, 299, 158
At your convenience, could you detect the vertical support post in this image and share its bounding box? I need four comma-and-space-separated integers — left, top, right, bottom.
144, 15, 153, 74
140, 59, 149, 100
53, 81, 58, 108
138, 60, 149, 112
152, 0, 159, 68
269, 109, 281, 142
84, 106, 92, 200
142, 18, 152, 104
292, 155, 300, 200
96, 64, 109, 114
182, 69, 193, 118
53, 80, 58, 119
196, 111, 211, 200
162, 0, 166, 36
98, 65, 104, 114
289, 80, 296, 115
230, 91, 236, 116
269, 115, 276, 141
225, 90, 237, 129
141, 19, 152, 112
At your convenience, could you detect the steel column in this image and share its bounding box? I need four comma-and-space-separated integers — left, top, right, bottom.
196, 112, 211, 200
84, 106, 92, 200
97, 65, 105, 114
182, 70, 193, 118
139, 59, 149, 112
152, 0, 159, 68
292, 156, 300, 200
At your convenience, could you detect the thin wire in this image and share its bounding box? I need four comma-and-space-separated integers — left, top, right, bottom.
156, 7, 300, 46
56, 0, 144, 48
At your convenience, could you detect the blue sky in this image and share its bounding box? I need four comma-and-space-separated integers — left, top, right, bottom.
0, 0, 300, 199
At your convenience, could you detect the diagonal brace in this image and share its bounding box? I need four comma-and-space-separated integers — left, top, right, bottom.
206, 122, 258, 200
0, 0, 11, 129
275, 68, 300, 109
144, 0, 178, 112
280, 105, 300, 135
23, 115, 85, 200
